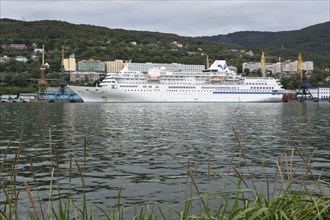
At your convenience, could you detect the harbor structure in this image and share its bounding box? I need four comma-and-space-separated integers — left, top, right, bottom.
295, 53, 314, 101
53, 46, 71, 101
35, 45, 48, 100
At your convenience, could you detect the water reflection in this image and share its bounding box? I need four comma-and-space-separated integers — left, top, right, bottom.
0, 102, 329, 212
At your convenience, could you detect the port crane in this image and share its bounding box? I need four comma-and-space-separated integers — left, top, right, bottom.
36, 45, 48, 100
294, 53, 313, 101
54, 46, 70, 101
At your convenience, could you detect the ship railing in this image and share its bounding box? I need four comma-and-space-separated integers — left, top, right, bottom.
246, 77, 273, 80
162, 72, 217, 77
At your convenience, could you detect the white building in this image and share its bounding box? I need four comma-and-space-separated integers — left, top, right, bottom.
0, 55, 10, 63
15, 56, 28, 63
242, 62, 261, 72
242, 60, 314, 76
309, 87, 330, 100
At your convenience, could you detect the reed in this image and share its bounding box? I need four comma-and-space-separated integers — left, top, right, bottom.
0, 129, 329, 220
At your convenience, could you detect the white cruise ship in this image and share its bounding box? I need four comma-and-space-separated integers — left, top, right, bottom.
68, 59, 285, 102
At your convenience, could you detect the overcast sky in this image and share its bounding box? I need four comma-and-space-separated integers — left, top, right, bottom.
1, 0, 329, 37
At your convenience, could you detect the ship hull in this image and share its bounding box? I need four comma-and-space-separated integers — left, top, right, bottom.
68, 85, 284, 103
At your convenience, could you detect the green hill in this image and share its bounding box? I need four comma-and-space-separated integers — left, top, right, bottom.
0, 18, 329, 70
198, 22, 330, 67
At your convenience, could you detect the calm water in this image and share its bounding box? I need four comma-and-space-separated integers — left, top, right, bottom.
0, 102, 329, 216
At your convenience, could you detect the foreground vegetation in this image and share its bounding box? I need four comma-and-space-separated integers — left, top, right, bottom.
0, 129, 329, 219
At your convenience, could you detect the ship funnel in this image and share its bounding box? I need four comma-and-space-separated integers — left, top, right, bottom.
208, 60, 229, 71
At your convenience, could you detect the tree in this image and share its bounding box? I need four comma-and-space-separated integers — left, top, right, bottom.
243, 68, 250, 76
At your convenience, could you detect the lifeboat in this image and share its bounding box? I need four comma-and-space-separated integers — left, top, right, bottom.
209, 76, 223, 83
147, 68, 161, 80
147, 75, 161, 80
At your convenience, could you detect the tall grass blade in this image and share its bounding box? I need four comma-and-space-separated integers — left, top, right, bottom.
232, 126, 244, 158
24, 179, 40, 220
155, 202, 166, 220
47, 167, 54, 219
49, 127, 52, 159
232, 166, 249, 189
247, 207, 270, 220
0, 141, 10, 171
29, 159, 45, 220
187, 169, 211, 219
84, 135, 87, 166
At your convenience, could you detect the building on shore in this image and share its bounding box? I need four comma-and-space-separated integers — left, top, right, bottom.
77, 59, 105, 72
63, 55, 77, 72
243, 60, 313, 76
104, 60, 124, 73
309, 87, 330, 100
70, 71, 101, 83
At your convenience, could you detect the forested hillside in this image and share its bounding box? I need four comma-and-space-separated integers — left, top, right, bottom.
199, 22, 330, 67
0, 18, 233, 73
1, 19, 329, 70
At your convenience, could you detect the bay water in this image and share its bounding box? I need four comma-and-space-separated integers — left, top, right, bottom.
0, 102, 329, 217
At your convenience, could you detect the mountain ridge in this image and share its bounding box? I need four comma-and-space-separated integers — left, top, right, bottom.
198, 21, 330, 55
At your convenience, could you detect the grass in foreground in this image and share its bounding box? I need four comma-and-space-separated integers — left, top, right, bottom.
0, 128, 329, 219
